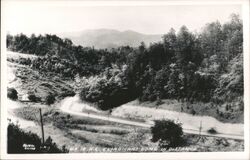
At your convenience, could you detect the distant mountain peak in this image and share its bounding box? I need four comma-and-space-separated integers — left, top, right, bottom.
59, 29, 162, 49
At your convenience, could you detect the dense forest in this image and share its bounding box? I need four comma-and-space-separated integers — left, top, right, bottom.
7, 14, 243, 114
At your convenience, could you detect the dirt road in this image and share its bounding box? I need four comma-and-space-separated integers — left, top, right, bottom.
60, 96, 244, 140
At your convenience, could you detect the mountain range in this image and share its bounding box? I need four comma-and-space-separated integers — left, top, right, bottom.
59, 29, 162, 49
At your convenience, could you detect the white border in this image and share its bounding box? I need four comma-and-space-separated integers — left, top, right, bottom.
1, 0, 249, 160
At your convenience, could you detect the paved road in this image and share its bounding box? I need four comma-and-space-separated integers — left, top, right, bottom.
60, 99, 244, 140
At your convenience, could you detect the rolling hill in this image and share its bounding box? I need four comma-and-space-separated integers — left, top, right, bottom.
59, 29, 162, 49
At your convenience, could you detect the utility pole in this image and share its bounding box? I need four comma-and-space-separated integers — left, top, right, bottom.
197, 120, 207, 143
39, 108, 45, 144
199, 120, 202, 137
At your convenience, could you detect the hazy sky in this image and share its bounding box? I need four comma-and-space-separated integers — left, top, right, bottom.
3, 1, 242, 35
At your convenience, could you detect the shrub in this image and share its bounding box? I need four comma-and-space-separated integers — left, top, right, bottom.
45, 94, 55, 105
156, 98, 164, 106
207, 127, 217, 134
7, 88, 18, 100
28, 94, 38, 102
109, 129, 128, 135
58, 90, 76, 99
191, 108, 196, 115
44, 136, 69, 153
151, 120, 184, 149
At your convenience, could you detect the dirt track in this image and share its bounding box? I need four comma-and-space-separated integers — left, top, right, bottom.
60, 96, 244, 140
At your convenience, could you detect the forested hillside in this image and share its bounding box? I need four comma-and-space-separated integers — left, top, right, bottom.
7, 14, 243, 118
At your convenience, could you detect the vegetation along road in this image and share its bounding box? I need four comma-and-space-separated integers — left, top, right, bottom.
60, 96, 244, 140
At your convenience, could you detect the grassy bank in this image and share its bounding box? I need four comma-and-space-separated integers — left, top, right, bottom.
12, 102, 244, 152
128, 99, 243, 124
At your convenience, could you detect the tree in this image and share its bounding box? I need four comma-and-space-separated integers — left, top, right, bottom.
179, 26, 203, 66
45, 94, 55, 105
214, 53, 243, 103
162, 28, 177, 61
151, 120, 184, 149
28, 94, 38, 102
200, 21, 223, 58
174, 26, 203, 100
148, 43, 166, 70
7, 34, 13, 48
7, 88, 18, 100
139, 41, 146, 52
222, 14, 243, 61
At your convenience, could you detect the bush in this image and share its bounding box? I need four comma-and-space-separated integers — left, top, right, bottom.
156, 98, 164, 106
59, 90, 75, 99
190, 108, 196, 115
7, 88, 18, 100
151, 120, 184, 149
207, 127, 217, 134
8, 122, 68, 153
109, 129, 128, 135
45, 94, 55, 105
28, 94, 38, 102
44, 136, 69, 153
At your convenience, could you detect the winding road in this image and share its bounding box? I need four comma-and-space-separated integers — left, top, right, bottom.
60, 96, 244, 140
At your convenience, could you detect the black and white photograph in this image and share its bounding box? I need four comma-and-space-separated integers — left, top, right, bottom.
1, 0, 249, 159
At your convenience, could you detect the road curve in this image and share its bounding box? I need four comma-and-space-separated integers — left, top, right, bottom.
60, 97, 244, 140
